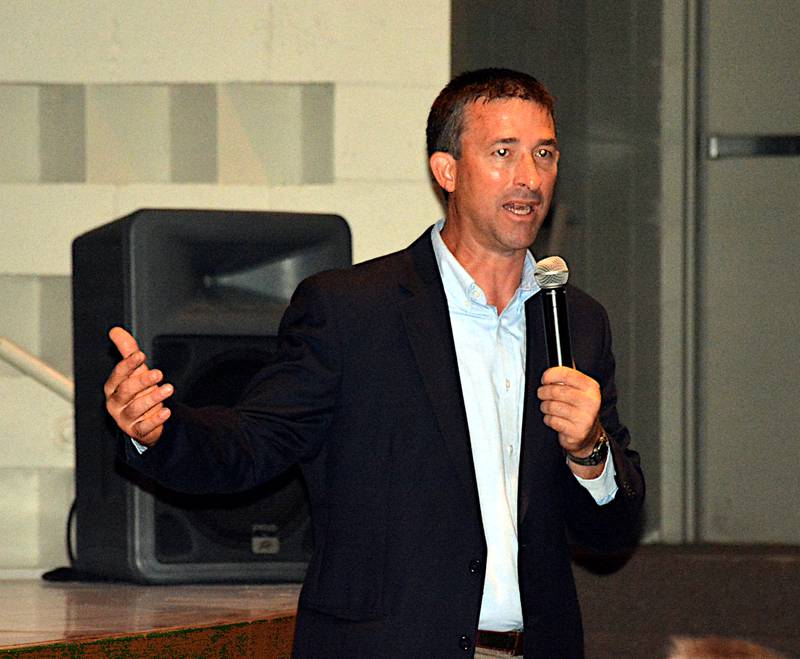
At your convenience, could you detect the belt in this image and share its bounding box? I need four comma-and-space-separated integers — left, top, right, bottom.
475, 630, 525, 655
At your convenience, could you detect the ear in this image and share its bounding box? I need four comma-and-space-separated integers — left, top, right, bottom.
429, 152, 457, 194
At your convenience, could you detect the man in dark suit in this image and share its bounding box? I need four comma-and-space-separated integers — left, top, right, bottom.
105, 69, 644, 658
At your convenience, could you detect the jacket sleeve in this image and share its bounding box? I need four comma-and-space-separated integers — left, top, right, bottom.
120, 276, 342, 495
562, 298, 645, 552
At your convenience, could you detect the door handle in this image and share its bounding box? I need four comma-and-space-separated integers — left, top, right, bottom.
708, 135, 800, 159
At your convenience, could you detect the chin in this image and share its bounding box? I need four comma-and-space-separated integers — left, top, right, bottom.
502, 219, 542, 249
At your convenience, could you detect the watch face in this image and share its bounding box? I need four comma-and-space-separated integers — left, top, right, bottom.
568, 438, 608, 466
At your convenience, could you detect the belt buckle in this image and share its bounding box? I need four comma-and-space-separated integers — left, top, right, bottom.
475, 629, 524, 656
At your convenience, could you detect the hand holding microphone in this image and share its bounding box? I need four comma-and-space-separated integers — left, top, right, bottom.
534, 257, 604, 468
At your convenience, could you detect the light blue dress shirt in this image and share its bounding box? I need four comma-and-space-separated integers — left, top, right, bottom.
430, 221, 617, 631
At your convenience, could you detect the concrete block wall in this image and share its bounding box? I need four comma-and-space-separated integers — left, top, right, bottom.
0, 1, 450, 572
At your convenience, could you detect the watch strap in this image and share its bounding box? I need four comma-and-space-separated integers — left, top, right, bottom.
566, 427, 609, 467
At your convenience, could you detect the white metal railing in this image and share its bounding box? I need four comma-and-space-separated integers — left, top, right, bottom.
0, 336, 74, 402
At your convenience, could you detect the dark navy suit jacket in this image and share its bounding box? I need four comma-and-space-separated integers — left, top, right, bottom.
125, 227, 645, 658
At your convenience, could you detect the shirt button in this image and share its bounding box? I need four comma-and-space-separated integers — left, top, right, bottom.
469, 559, 482, 574
459, 635, 472, 651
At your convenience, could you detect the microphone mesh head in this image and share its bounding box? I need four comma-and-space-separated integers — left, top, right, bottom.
534, 256, 569, 289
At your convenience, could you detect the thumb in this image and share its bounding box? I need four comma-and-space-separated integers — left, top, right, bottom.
109, 326, 140, 359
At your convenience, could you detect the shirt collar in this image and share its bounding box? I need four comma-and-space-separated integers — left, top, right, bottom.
430, 220, 540, 309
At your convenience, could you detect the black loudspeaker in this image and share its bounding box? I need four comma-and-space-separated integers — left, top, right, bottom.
72, 209, 351, 583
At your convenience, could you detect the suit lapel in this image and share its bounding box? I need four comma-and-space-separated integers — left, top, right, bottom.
518, 292, 553, 526
397, 230, 480, 507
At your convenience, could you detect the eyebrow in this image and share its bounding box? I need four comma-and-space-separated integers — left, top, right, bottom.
493, 137, 560, 149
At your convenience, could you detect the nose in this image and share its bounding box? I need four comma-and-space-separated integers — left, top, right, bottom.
514, 152, 541, 190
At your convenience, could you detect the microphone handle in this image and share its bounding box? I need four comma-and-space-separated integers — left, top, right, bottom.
541, 286, 573, 368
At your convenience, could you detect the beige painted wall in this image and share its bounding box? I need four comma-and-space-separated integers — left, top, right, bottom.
0, 1, 450, 572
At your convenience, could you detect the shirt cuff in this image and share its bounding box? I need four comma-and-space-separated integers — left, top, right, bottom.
572, 451, 618, 506
130, 437, 148, 454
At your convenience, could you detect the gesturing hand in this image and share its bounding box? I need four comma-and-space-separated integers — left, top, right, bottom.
537, 366, 601, 459
104, 327, 173, 447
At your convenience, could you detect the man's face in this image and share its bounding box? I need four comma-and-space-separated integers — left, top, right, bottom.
437, 98, 559, 256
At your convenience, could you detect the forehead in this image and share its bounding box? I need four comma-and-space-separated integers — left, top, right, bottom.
461, 97, 556, 141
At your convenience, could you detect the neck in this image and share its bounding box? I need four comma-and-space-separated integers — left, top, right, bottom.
440, 226, 526, 315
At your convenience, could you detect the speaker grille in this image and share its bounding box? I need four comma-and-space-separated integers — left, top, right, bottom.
150, 334, 312, 565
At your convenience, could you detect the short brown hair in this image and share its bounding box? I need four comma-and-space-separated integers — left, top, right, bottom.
426, 68, 556, 160
667, 636, 786, 659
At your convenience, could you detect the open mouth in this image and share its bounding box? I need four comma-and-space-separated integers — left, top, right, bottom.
503, 202, 534, 215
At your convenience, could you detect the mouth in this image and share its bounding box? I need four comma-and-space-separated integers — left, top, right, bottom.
502, 202, 536, 216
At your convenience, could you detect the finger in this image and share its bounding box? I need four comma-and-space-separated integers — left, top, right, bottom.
108, 366, 163, 407
120, 382, 173, 423
540, 399, 596, 432
538, 376, 599, 406
542, 414, 591, 451
117, 384, 159, 419
548, 385, 597, 410
109, 327, 140, 359
539, 399, 576, 420
542, 413, 577, 437
540, 366, 596, 391
538, 383, 578, 403
540, 386, 599, 443
103, 350, 147, 398
131, 406, 171, 445
118, 368, 164, 401
130, 362, 149, 378
538, 383, 599, 409
540, 366, 572, 385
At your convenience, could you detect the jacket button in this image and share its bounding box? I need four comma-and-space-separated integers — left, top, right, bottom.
459, 635, 472, 651
469, 559, 482, 574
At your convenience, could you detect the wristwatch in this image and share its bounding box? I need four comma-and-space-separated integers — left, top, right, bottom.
566, 427, 609, 467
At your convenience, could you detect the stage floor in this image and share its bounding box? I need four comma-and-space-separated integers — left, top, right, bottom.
1, 545, 798, 657
0, 580, 301, 657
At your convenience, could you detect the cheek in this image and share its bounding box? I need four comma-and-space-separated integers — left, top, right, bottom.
462, 166, 503, 195
479, 165, 506, 187
541, 172, 558, 195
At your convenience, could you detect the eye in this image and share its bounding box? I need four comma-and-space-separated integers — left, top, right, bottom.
494, 147, 510, 157
535, 148, 553, 159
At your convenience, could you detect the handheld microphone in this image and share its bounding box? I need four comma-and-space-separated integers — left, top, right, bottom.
534, 256, 573, 368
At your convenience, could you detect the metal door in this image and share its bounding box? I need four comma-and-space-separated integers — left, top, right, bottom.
697, 0, 800, 542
